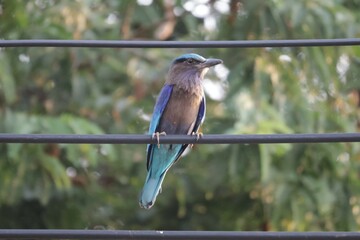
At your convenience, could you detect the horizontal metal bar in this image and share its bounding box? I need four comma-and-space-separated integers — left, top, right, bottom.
1, 39, 360, 48
0, 133, 358, 144
0, 229, 359, 240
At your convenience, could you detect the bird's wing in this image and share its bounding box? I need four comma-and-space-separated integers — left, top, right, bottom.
173, 95, 206, 161
147, 84, 173, 170
148, 84, 174, 134
192, 95, 206, 133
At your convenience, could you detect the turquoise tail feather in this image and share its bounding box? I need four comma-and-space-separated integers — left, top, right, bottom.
139, 171, 167, 209
139, 144, 182, 209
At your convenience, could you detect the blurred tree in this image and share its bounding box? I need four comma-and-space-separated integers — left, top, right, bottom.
0, 0, 359, 231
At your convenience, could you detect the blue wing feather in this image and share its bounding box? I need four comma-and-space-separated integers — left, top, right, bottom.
148, 84, 174, 134
174, 96, 206, 161
146, 84, 173, 170
193, 96, 206, 133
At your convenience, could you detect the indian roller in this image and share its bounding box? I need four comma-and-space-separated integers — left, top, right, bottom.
139, 53, 223, 209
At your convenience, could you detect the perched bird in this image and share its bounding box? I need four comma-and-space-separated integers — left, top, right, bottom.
139, 53, 223, 209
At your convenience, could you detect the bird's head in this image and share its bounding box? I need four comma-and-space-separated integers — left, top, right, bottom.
167, 53, 223, 84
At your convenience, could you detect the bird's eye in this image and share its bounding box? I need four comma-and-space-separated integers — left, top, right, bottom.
187, 59, 194, 64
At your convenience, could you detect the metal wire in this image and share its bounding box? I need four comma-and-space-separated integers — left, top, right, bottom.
0, 133, 358, 144
1, 38, 360, 48
0, 40, 359, 239
0, 229, 359, 240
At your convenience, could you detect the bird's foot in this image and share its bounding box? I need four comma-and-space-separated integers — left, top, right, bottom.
190, 132, 203, 148
152, 131, 167, 148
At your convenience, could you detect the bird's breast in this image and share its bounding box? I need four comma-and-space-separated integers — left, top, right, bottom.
159, 88, 203, 135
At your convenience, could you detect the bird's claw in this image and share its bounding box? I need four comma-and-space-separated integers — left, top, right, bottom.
193, 132, 203, 141
190, 132, 203, 148
152, 131, 167, 148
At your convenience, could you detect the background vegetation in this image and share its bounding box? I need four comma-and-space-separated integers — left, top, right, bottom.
0, 0, 359, 231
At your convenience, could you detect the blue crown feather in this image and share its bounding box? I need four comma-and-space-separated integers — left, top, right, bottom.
173, 53, 206, 63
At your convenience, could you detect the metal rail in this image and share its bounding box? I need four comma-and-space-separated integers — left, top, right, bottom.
0, 133, 358, 144
0, 229, 359, 240
1, 38, 360, 48
0, 39, 359, 238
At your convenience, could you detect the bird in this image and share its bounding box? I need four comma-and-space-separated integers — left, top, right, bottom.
139, 53, 223, 209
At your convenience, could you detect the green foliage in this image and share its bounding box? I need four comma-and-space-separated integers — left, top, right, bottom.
0, 0, 359, 231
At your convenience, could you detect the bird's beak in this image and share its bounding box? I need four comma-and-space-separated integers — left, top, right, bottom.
202, 58, 223, 68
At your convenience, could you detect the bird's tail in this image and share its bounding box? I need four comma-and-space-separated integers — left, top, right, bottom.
139, 171, 167, 209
